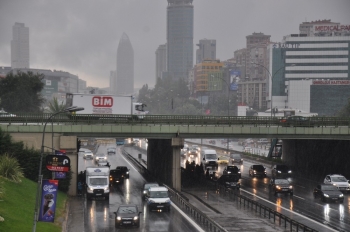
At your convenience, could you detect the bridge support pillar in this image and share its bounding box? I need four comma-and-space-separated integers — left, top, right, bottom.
171, 138, 184, 191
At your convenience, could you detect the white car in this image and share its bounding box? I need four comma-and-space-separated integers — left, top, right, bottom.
95, 153, 108, 165
107, 146, 116, 155
324, 174, 350, 192
83, 150, 93, 159
0, 109, 16, 117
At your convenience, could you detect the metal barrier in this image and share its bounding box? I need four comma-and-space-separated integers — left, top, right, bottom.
216, 185, 318, 232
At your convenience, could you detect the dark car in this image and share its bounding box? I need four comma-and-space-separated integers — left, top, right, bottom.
217, 174, 240, 190
270, 178, 293, 196
142, 182, 159, 200
313, 184, 344, 203
109, 169, 124, 185
229, 153, 243, 165
114, 204, 142, 228
223, 165, 241, 179
249, 165, 267, 177
271, 164, 292, 178
280, 115, 317, 127
188, 148, 199, 158
116, 166, 130, 179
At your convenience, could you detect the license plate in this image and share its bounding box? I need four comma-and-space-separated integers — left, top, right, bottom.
282, 189, 288, 191
157, 205, 164, 208
96, 193, 102, 196
123, 221, 131, 224
332, 198, 338, 200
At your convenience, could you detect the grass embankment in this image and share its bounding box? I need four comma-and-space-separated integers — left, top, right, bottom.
0, 177, 68, 232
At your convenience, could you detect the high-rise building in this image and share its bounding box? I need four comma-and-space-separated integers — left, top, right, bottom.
11, 22, 29, 69
155, 44, 167, 82
116, 33, 134, 95
109, 71, 117, 94
167, 0, 194, 81
196, 39, 216, 64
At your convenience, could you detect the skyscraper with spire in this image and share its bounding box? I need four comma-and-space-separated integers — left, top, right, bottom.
116, 33, 134, 95
167, 0, 194, 81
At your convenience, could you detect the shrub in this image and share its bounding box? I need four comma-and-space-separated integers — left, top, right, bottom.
0, 154, 24, 183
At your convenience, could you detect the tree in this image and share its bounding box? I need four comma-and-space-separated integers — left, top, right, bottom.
0, 71, 45, 113
47, 97, 65, 113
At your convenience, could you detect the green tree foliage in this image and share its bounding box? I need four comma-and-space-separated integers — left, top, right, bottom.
47, 97, 66, 113
0, 154, 24, 183
0, 71, 45, 113
337, 98, 350, 117
0, 128, 71, 193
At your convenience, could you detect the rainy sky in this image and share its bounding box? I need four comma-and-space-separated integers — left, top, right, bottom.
0, 0, 349, 89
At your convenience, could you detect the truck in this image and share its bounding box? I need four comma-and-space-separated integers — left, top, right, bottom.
65, 93, 148, 119
85, 166, 110, 200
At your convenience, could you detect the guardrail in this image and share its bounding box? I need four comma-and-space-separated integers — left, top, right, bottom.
216, 185, 318, 232
1, 113, 350, 127
165, 184, 227, 232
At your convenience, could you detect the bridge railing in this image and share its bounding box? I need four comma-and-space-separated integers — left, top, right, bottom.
0, 113, 349, 127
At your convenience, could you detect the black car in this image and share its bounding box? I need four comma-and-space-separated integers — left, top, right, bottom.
109, 169, 124, 185
116, 166, 130, 179
223, 165, 241, 179
271, 164, 292, 178
313, 184, 344, 203
280, 115, 317, 127
114, 204, 142, 228
249, 165, 267, 177
270, 178, 293, 196
217, 174, 240, 190
142, 182, 159, 200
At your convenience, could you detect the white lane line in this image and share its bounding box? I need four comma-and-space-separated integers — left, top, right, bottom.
171, 201, 206, 232
240, 189, 338, 232
294, 184, 306, 188
292, 195, 305, 200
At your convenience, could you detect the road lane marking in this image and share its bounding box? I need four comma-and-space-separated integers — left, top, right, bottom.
292, 195, 305, 200
240, 189, 338, 232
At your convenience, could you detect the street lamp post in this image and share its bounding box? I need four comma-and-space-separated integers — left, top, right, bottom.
32, 106, 84, 232
251, 62, 294, 117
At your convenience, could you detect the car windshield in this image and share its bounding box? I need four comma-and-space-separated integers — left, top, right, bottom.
321, 185, 339, 191
118, 206, 137, 214
227, 167, 238, 172
149, 191, 168, 198
331, 176, 347, 182
90, 178, 107, 185
253, 165, 265, 171
110, 170, 122, 175
144, 183, 159, 190
117, 167, 127, 171
274, 179, 290, 184
206, 154, 216, 159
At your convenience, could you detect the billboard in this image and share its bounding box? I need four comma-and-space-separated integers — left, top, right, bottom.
230, 70, 240, 91
38, 179, 58, 222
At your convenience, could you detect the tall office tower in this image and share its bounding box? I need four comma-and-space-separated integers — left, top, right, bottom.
155, 44, 167, 82
109, 71, 117, 94
11, 22, 30, 69
116, 33, 134, 95
196, 39, 216, 64
167, 0, 194, 81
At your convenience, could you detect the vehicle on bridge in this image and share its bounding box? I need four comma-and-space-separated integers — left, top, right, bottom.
65, 93, 148, 119
280, 115, 319, 127
85, 166, 110, 200
114, 204, 142, 228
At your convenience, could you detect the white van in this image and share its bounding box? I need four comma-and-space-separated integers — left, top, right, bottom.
147, 186, 171, 212
201, 149, 218, 169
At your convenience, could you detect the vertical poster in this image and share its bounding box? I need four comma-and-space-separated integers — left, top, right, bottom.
54, 150, 66, 178
38, 179, 59, 222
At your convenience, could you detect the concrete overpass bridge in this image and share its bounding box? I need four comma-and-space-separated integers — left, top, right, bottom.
1, 114, 350, 194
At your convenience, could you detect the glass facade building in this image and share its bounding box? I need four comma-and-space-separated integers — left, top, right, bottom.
167, 0, 194, 81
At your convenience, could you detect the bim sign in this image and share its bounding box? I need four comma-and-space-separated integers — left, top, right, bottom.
92, 96, 113, 107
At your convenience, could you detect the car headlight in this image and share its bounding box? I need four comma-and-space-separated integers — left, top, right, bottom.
88, 187, 94, 191
133, 216, 139, 220
323, 193, 329, 198
288, 171, 292, 173
340, 194, 344, 197
104, 186, 109, 191
126, 172, 129, 174
277, 171, 281, 173
254, 171, 256, 173
116, 216, 121, 221
143, 190, 147, 194
333, 183, 337, 186
227, 171, 231, 174
289, 186, 293, 189
276, 186, 281, 190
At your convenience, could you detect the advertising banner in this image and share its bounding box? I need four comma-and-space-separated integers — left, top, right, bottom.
46, 155, 70, 172
54, 150, 67, 178
38, 179, 58, 222
230, 70, 240, 91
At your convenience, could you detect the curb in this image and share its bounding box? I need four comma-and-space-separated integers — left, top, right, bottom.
61, 196, 70, 232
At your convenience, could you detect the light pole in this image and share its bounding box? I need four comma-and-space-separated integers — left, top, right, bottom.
251, 62, 294, 117
32, 106, 84, 232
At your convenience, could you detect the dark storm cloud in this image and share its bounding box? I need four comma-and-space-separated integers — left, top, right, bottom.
0, 0, 349, 88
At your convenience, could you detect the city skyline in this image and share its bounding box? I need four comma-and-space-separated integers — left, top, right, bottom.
0, 0, 349, 89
